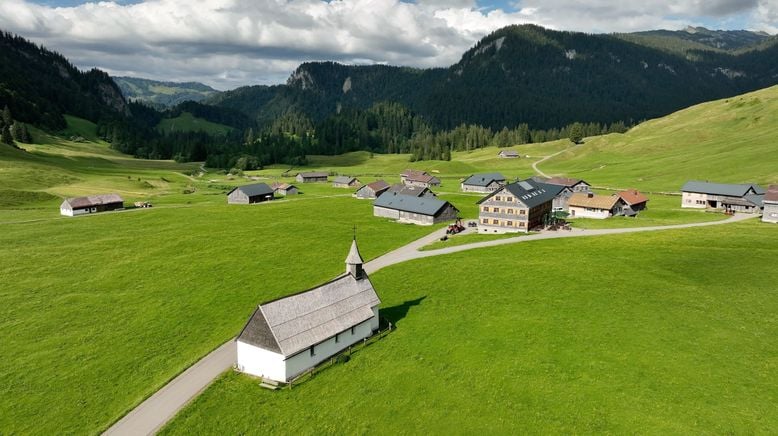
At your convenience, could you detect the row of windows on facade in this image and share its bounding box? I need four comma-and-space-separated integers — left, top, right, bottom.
309, 325, 358, 357
684, 199, 706, 205
482, 218, 526, 227
482, 206, 527, 214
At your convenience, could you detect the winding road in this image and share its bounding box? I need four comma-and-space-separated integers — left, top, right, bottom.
531, 145, 576, 178
103, 212, 752, 435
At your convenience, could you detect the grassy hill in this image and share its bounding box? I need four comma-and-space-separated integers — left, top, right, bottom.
539, 85, 778, 192
1, 83, 776, 434
157, 112, 234, 135
114, 76, 218, 107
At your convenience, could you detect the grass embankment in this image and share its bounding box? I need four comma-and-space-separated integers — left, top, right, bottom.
540, 86, 778, 192
163, 220, 778, 434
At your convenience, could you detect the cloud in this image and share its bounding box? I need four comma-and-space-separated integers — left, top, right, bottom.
0, 0, 771, 89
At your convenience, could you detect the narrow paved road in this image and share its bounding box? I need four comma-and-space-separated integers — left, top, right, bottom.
532, 145, 576, 178
103, 212, 752, 435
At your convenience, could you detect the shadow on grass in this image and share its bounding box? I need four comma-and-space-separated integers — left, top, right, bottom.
381, 296, 426, 326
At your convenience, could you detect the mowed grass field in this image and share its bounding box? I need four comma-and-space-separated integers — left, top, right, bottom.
540, 85, 778, 192
163, 221, 778, 434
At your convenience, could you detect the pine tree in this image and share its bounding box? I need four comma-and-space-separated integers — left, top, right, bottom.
1, 125, 14, 146
2, 105, 12, 127
568, 122, 584, 144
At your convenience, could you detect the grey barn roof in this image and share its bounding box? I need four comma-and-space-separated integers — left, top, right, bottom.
478, 179, 557, 208
298, 172, 329, 178
499, 150, 520, 156
374, 192, 455, 216
230, 183, 274, 197
681, 181, 765, 197
386, 184, 432, 197
462, 173, 506, 187
237, 273, 380, 357
333, 176, 357, 184
62, 194, 124, 209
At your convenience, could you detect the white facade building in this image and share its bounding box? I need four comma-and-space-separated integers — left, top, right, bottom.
236, 239, 380, 382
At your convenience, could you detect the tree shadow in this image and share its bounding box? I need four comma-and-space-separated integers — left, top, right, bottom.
380, 296, 426, 326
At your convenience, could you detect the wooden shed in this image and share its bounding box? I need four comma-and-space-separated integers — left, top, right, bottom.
227, 183, 275, 204
60, 194, 124, 217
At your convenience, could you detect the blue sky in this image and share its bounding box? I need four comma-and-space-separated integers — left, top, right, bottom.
3, 0, 775, 89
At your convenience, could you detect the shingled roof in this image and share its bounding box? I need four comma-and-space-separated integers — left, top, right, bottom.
229, 183, 274, 197
765, 185, 778, 203
374, 192, 455, 216
237, 273, 380, 357
569, 193, 622, 210
478, 180, 557, 208
617, 189, 649, 206
462, 173, 506, 187
62, 194, 123, 209
333, 176, 357, 184
298, 172, 329, 178
544, 177, 588, 188
681, 181, 765, 197
386, 184, 433, 197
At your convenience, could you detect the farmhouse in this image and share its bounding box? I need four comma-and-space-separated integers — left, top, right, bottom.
271, 182, 299, 196
401, 169, 441, 188
296, 172, 329, 183
60, 194, 124, 217
531, 180, 571, 212
763, 185, 778, 223
333, 176, 360, 188
373, 193, 458, 225
681, 181, 765, 214
461, 173, 506, 193
543, 176, 592, 193
236, 239, 380, 383
477, 180, 555, 233
354, 180, 390, 199
386, 184, 435, 198
498, 150, 520, 158
617, 189, 649, 215
227, 183, 274, 204
568, 192, 627, 219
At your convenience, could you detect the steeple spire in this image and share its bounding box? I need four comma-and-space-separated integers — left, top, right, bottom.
345, 231, 364, 279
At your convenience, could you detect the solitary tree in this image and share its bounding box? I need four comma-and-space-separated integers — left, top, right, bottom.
569, 122, 584, 144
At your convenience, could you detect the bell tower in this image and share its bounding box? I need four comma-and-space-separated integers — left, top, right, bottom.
345, 233, 364, 279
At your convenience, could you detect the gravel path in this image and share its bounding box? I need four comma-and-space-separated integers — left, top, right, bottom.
103, 212, 752, 435
531, 145, 575, 178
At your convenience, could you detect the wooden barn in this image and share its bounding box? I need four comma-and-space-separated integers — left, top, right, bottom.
542, 176, 591, 193
681, 181, 765, 214
373, 193, 458, 225
296, 172, 329, 183
385, 184, 435, 198
477, 180, 555, 233
617, 189, 649, 215
333, 176, 360, 188
354, 180, 390, 199
763, 185, 778, 223
460, 173, 506, 193
498, 150, 520, 158
271, 182, 299, 196
60, 194, 124, 217
227, 183, 274, 204
236, 239, 380, 383
401, 169, 441, 188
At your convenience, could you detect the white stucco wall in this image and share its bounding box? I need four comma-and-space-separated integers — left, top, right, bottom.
569, 206, 611, 219
763, 203, 778, 223
237, 309, 380, 383
682, 192, 708, 209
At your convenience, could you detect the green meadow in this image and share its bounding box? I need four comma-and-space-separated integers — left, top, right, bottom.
540, 85, 778, 192
0, 84, 776, 434
157, 112, 234, 136
163, 221, 778, 434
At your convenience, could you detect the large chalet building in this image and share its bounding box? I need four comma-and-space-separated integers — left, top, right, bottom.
477, 180, 555, 233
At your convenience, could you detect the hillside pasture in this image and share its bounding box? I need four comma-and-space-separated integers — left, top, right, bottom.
163, 220, 778, 434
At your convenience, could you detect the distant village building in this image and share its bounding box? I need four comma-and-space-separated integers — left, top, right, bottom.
401, 169, 441, 188
617, 189, 649, 215
542, 177, 591, 193
460, 173, 506, 193
227, 183, 275, 204
477, 180, 555, 233
681, 181, 765, 214
762, 185, 778, 223
568, 192, 626, 219
60, 194, 124, 217
498, 150, 520, 158
296, 172, 329, 183
354, 180, 390, 199
385, 184, 435, 198
333, 176, 360, 188
236, 239, 380, 383
271, 182, 299, 196
373, 193, 458, 225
